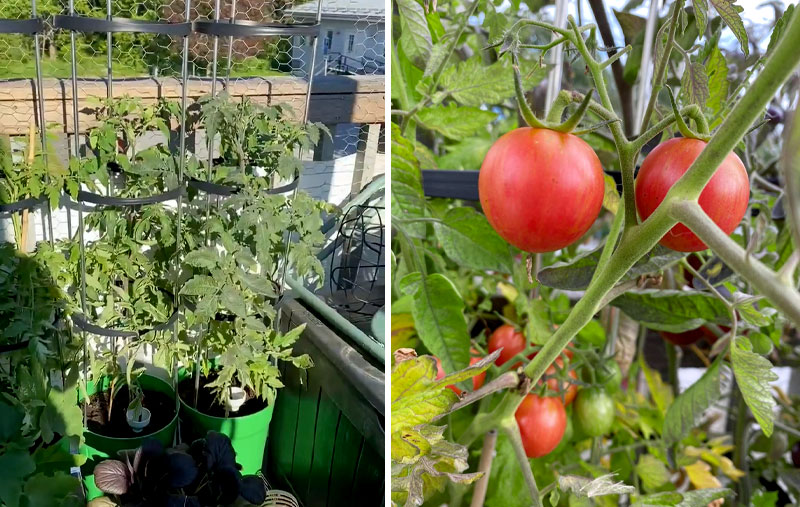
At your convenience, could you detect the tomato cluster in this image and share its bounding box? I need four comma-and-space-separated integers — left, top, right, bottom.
435, 325, 619, 459
479, 130, 750, 254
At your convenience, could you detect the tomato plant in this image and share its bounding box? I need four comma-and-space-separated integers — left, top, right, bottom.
391, 0, 800, 506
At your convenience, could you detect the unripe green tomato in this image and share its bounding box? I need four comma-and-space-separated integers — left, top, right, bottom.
574, 387, 615, 437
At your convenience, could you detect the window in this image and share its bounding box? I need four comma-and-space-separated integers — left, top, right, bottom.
347, 34, 355, 53
324, 30, 333, 54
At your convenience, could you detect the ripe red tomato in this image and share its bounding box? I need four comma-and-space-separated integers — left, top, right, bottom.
515, 394, 567, 458
488, 325, 527, 367
479, 128, 605, 253
544, 357, 578, 405
635, 138, 749, 252
434, 357, 462, 395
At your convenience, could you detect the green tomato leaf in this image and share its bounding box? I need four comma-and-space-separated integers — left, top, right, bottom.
391, 123, 427, 239
183, 247, 218, 269
710, 0, 749, 57
767, 4, 794, 56
433, 207, 512, 273
635, 455, 671, 492
0, 450, 36, 507
611, 290, 731, 332
0, 401, 24, 443
397, 0, 432, 69
40, 387, 84, 444
731, 336, 778, 437
180, 275, 219, 297
438, 57, 546, 108
399, 273, 470, 373
681, 60, 709, 110
538, 246, 684, 291
416, 104, 497, 139
221, 285, 248, 318
706, 45, 728, 117
557, 473, 636, 497
663, 358, 723, 444
636, 487, 731, 506
23, 472, 80, 507
484, 435, 528, 507
692, 0, 708, 34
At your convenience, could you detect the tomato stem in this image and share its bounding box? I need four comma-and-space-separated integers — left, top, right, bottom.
665, 87, 710, 141
551, 88, 595, 133
512, 52, 549, 130
500, 418, 543, 507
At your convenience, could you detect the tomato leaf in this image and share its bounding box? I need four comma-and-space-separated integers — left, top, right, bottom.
767, 4, 794, 56
663, 357, 724, 444
557, 473, 635, 498
706, 45, 728, 118
433, 207, 513, 273
603, 174, 620, 215
391, 357, 482, 506
635, 455, 671, 492
397, 0, 432, 69
391, 123, 427, 239
613, 10, 647, 44
640, 358, 674, 414
398, 273, 470, 373
538, 246, 684, 291
692, 0, 708, 33
636, 488, 731, 506
416, 104, 497, 139
731, 336, 778, 437
681, 60, 709, 110
611, 290, 731, 332
438, 57, 546, 108
709, 0, 748, 57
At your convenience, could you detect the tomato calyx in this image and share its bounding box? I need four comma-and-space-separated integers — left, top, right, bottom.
512, 52, 596, 135
665, 86, 710, 142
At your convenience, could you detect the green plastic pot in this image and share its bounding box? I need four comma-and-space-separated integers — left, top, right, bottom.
79, 374, 178, 500
178, 374, 274, 475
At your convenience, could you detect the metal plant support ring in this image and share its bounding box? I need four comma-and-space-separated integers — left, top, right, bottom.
0, 18, 43, 34
53, 15, 192, 35
0, 195, 49, 214
187, 175, 299, 197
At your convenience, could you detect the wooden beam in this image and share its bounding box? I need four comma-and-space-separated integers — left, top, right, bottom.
0, 75, 384, 134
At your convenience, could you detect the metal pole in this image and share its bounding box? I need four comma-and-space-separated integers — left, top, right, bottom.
544, 0, 568, 114
68, 0, 89, 429
276, 0, 323, 303
196, 0, 222, 408
174, 0, 192, 415
31, 0, 54, 245
224, 0, 236, 88
106, 0, 112, 99
634, 0, 660, 134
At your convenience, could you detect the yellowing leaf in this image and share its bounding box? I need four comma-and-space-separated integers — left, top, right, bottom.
685, 460, 722, 490
497, 282, 519, 305
641, 359, 674, 413
603, 174, 620, 215
391, 313, 418, 352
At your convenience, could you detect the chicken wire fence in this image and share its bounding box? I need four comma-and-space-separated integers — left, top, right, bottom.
0, 0, 386, 246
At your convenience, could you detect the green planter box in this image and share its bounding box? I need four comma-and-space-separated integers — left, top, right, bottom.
79, 374, 178, 500
267, 298, 385, 507
178, 387, 275, 476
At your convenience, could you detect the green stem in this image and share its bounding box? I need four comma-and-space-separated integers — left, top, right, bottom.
513, 53, 549, 129
565, 15, 636, 228
666, 341, 679, 396
501, 419, 542, 507
671, 201, 800, 326
552, 89, 594, 133
639, 0, 684, 134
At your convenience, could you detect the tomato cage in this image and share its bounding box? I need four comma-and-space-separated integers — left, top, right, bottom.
0, 0, 385, 505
